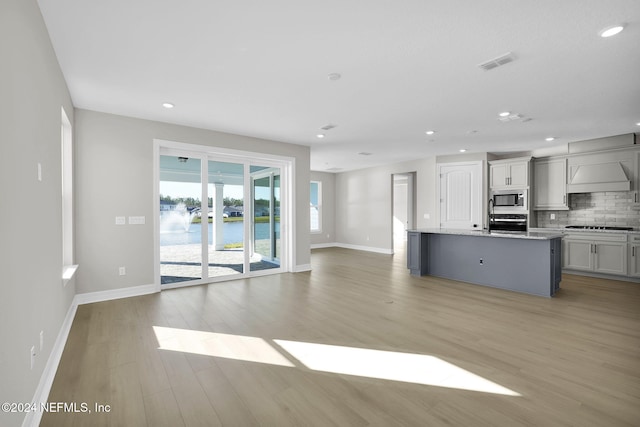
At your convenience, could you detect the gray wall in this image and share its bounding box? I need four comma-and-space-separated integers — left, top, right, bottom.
0, 1, 77, 426
310, 171, 336, 246
75, 109, 311, 294
335, 158, 438, 252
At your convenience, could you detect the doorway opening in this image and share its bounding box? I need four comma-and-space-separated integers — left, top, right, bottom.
392, 172, 416, 254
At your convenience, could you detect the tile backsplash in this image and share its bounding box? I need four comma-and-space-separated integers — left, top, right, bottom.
534, 191, 640, 229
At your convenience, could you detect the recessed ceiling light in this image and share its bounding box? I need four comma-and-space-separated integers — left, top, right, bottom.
316, 134, 325, 139
545, 137, 555, 142
425, 130, 435, 135
162, 102, 174, 109
599, 24, 625, 38
328, 73, 341, 81
499, 111, 510, 117
459, 149, 467, 153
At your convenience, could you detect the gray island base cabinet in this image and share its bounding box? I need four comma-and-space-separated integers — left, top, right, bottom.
407, 230, 563, 297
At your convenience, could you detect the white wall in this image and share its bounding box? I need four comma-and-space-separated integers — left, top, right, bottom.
74, 109, 311, 294
0, 1, 77, 426
310, 171, 336, 246
335, 158, 438, 253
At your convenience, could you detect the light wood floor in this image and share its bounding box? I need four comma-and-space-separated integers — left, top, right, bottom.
42, 247, 640, 426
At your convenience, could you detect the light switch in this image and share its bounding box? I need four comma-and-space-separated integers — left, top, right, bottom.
38, 163, 42, 181
115, 216, 126, 225
129, 216, 145, 225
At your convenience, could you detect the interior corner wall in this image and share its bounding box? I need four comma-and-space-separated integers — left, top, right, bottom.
334, 158, 437, 252
310, 171, 336, 246
0, 1, 77, 426
74, 109, 310, 294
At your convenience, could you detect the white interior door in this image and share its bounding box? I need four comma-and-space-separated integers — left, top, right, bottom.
438, 162, 482, 229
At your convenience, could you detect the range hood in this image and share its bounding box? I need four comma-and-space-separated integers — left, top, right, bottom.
567, 161, 631, 193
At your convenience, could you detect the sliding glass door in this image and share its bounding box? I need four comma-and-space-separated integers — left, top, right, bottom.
250, 167, 281, 272
159, 155, 202, 285
208, 160, 245, 279
157, 147, 287, 288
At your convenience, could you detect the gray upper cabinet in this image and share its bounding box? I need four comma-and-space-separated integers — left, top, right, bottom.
533, 158, 568, 210
489, 158, 530, 189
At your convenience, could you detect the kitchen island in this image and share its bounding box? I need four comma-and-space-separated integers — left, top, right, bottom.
407, 229, 564, 297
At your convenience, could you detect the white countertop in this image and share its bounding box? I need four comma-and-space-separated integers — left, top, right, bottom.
409, 228, 564, 240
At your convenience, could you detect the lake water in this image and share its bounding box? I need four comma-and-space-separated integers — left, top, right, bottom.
160, 221, 277, 246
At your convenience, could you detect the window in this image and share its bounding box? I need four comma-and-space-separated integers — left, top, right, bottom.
61, 107, 77, 284
310, 181, 321, 233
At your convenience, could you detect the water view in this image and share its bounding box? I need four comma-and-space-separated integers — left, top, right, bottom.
160, 221, 276, 246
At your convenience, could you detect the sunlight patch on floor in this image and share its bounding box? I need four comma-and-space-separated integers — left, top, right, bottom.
152, 326, 520, 396
274, 339, 521, 396
153, 326, 294, 367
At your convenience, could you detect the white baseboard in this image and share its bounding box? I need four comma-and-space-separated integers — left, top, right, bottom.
74, 283, 157, 305
23, 301, 78, 427
334, 243, 394, 255
311, 242, 393, 255
293, 263, 312, 272
310, 242, 338, 250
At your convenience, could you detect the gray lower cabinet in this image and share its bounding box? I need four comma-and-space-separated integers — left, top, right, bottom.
563, 232, 627, 276
630, 235, 640, 278
407, 231, 428, 276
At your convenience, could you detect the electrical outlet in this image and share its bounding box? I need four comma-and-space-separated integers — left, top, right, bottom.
115, 216, 126, 225
30, 346, 35, 370
40, 331, 44, 351
119, 267, 126, 276
550, 213, 556, 220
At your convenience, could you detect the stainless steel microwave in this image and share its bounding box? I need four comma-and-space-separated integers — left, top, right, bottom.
491, 189, 527, 211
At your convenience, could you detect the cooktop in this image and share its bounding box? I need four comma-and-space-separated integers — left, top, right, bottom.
565, 225, 634, 231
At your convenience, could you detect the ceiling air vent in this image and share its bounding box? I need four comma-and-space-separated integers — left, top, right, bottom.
478, 52, 516, 71
321, 124, 337, 131
326, 167, 343, 172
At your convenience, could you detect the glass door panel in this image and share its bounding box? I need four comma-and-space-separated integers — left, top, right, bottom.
208, 160, 245, 279
159, 155, 202, 285
250, 166, 281, 272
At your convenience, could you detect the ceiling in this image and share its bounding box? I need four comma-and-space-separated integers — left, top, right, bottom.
38, 0, 640, 172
